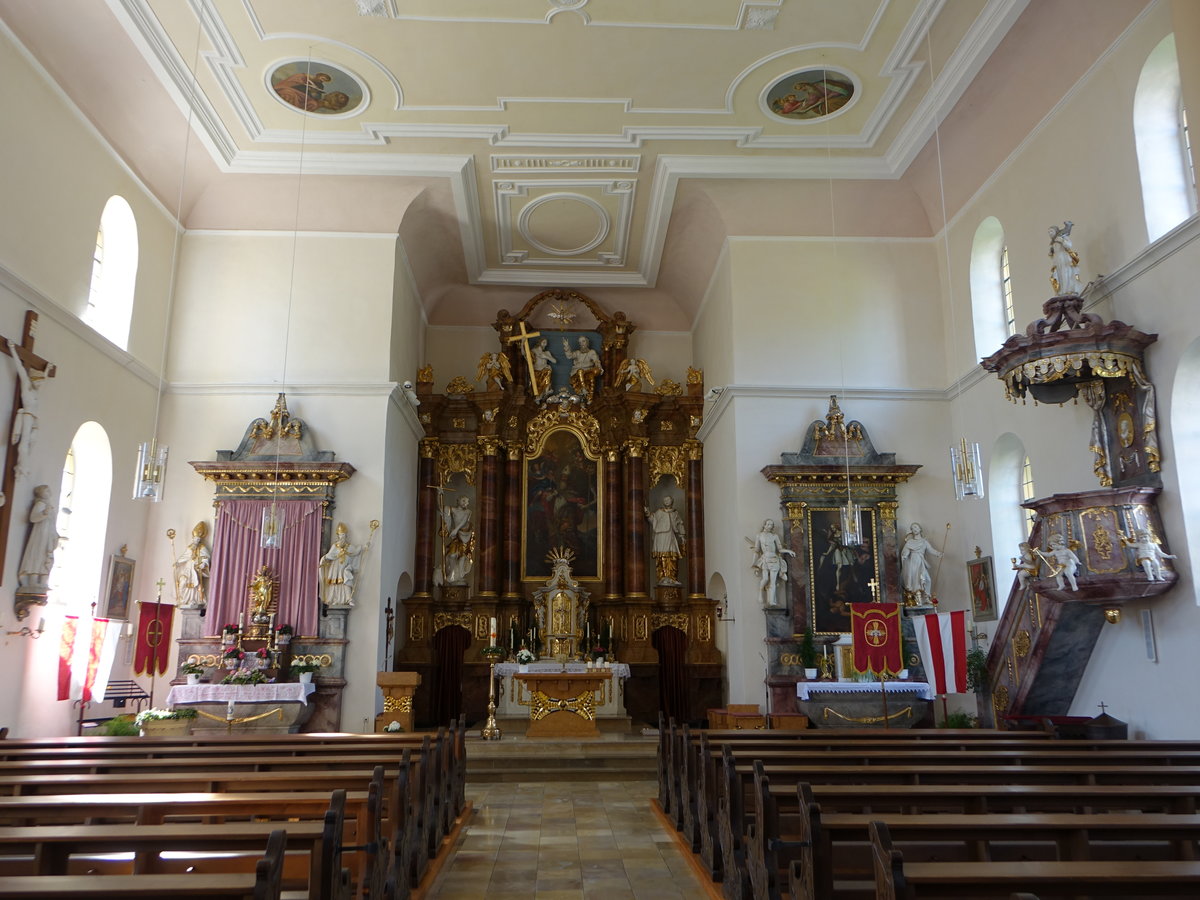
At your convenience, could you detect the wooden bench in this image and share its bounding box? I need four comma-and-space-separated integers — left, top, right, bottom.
0, 827, 287, 899
770, 778, 1200, 900
869, 820, 1200, 899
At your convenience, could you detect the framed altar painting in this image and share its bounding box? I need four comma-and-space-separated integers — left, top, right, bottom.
522, 428, 601, 580
103, 551, 135, 620
808, 506, 878, 635
967, 555, 998, 623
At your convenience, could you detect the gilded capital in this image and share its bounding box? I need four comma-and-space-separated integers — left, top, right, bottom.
419, 438, 439, 459
685, 439, 703, 461
477, 435, 502, 456
624, 437, 648, 458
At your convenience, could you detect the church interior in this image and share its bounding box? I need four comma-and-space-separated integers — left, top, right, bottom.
2, 0, 1200, 749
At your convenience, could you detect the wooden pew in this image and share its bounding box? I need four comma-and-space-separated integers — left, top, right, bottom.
776, 780, 1200, 900
869, 819, 1200, 899
0, 827, 287, 899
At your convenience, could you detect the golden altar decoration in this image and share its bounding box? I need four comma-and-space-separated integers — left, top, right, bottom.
376, 671, 421, 733
514, 670, 613, 738
532, 547, 590, 662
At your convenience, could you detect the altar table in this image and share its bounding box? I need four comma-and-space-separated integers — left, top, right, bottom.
796, 681, 933, 729
495, 662, 629, 723
165, 683, 317, 733
513, 671, 613, 738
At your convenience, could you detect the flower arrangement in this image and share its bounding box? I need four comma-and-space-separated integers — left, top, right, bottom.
223, 645, 243, 660
222, 669, 269, 685
256, 647, 270, 659
134, 707, 198, 726
180, 661, 205, 676
222, 623, 240, 637
590, 644, 606, 662
291, 659, 322, 674
275, 624, 294, 636
516, 648, 535, 665
384, 720, 404, 733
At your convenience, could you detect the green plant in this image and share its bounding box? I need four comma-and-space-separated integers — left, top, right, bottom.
516, 648, 535, 664
180, 661, 205, 676
939, 711, 979, 729
222, 669, 269, 685
291, 659, 322, 674
966, 645, 989, 693
134, 707, 198, 727
100, 715, 140, 736
799, 627, 819, 669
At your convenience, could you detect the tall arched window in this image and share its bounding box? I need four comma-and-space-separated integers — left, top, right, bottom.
1001, 246, 1016, 337
83, 196, 138, 350
970, 216, 1008, 358
988, 433, 1028, 605
1020, 455, 1036, 536
47, 423, 112, 615
1134, 34, 1197, 242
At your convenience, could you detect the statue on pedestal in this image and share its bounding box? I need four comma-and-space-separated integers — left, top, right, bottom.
749, 518, 794, 608
174, 521, 211, 609
437, 495, 474, 586
1048, 221, 1082, 297
645, 496, 685, 585
320, 522, 367, 607
563, 335, 603, 402
17, 484, 58, 590
900, 522, 942, 606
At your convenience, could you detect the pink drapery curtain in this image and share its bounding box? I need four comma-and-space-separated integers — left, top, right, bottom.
206, 499, 322, 637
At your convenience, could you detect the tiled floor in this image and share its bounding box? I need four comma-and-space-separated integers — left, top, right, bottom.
424, 781, 709, 900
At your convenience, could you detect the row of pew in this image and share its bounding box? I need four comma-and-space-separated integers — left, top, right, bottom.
0, 721, 468, 899
657, 715, 1200, 899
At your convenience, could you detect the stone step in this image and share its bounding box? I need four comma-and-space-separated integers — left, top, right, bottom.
464, 726, 659, 783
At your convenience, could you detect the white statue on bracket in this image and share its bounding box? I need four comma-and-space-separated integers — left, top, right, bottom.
748, 518, 795, 608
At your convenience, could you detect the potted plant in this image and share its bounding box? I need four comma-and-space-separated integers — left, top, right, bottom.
480, 645, 505, 663
590, 644, 607, 664
253, 646, 271, 669
100, 715, 140, 737
221, 623, 240, 642
966, 644, 989, 694
222, 646, 243, 670
516, 647, 535, 672
800, 627, 820, 680
180, 661, 205, 685
135, 707, 198, 737
275, 624, 293, 646
291, 659, 322, 684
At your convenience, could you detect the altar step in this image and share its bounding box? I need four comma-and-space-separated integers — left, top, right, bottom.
464, 722, 658, 782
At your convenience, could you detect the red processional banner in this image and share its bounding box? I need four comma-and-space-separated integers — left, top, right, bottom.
850, 603, 903, 675
134, 601, 175, 676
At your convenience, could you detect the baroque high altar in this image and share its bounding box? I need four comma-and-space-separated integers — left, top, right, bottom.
396, 289, 722, 727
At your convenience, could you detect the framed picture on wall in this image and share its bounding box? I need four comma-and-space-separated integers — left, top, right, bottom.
103, 549, 135, 620
967, 555, 998, 623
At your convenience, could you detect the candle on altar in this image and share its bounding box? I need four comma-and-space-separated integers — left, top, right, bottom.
239, 612, 244, 630
227, 700, 235, 720
489, 616, 497, 644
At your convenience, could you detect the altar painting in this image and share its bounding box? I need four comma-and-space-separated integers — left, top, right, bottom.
808, 506, 877, 635
523, 429, 600, 579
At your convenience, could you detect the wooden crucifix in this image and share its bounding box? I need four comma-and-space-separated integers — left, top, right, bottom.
505, 320, 542, 393
1, 310, 58, 586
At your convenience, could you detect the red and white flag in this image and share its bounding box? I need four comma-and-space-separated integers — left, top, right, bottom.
910, 610, 968, 694
57, 615, 120, 702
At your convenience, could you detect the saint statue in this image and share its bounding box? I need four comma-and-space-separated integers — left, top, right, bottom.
749, 518, 795, 607
174, 521, 211, 608
529, 338, 556, 401
248, 566, 275, 622
563, 335, 602, 402
320, 522, 366, 607
18, 484, 58, 590
1048, 221, 1081, 296
439, 494, 475, 586
900, 523, 942, 606
644, 496, 686, 584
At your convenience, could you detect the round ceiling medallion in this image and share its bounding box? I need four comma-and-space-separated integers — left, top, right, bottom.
518, 194, 610, 257
267, 60, 367, 117
763, 68, 856, 121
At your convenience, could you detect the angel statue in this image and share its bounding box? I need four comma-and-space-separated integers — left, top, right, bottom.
475, 352, 512, 391
616, 358, 655, 392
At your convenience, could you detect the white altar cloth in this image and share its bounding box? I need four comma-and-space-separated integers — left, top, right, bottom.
166, 683, 317, 706
797, 681, 933, 702
495, 661, 630, 679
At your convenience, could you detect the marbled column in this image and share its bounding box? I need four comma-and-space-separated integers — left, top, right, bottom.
685, 440, 706, 598
413, 439, 440, 598
476, 437, 501, 597
785, 501, 809, 632
624, 439, 649, 599
879, 501, 900, 603
604, 448, 624, 598
502, 447, 522, 599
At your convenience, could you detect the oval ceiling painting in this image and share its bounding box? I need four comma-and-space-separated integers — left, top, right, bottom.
765, 69, 855, 121
268, 61, 365, 116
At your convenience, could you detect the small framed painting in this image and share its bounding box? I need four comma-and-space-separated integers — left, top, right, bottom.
104, 550, 135, 620
967, 555, 998, 623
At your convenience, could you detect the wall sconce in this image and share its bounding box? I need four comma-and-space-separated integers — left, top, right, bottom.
8, 617, 45, 639
715, 593, 734, 622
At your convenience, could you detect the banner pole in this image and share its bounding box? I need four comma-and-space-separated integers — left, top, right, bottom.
877, 669, 890, 730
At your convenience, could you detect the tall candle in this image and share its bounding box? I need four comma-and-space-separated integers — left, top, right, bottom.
489, 616, 497, 644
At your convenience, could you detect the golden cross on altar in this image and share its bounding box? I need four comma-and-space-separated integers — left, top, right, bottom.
867, 577, 880, 599
505, 320, 541, 391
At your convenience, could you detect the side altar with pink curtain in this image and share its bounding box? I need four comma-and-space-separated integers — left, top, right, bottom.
175, 395, 356, 731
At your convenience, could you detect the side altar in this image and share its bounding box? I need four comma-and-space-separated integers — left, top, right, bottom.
170, 395, 362, 732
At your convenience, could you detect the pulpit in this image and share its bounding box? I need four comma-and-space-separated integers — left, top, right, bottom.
514, 670, 612, 738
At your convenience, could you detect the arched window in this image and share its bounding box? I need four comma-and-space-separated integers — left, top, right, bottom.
970, 216, 1008, 358
1134, 34, 1197, 242
988, 433, 1028, 605
1020, 455, 1036, 536
83, 196, 138, 350
1001, 246, 1016, 337
47, 423, 112, 615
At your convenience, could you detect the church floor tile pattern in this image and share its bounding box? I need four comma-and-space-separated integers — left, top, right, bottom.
424, 781, 708, 900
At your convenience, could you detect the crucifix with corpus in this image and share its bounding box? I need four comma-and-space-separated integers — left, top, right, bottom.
505, 320, 555, 402
1, 310, 58, 588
